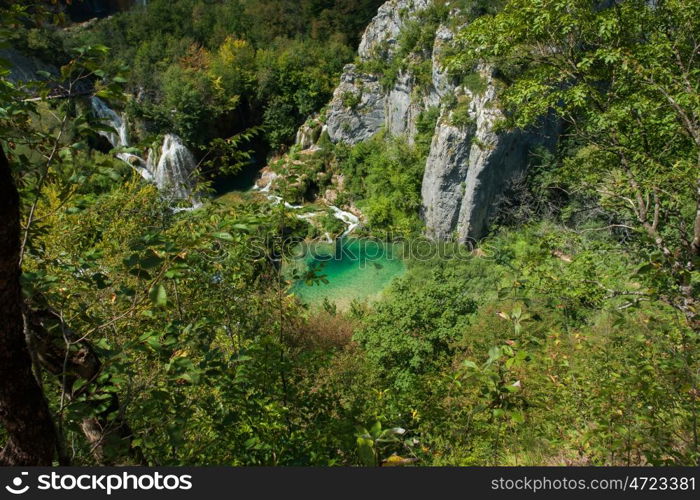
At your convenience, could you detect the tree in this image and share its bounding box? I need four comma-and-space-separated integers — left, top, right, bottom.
0, 3, 131, 465
452, 0, 700, 327
0, 145, 57, 465
354, 268, 477, 389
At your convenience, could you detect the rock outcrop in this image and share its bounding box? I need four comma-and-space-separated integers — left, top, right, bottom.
421, 71, 558, 242
357, 0, 431, 61
420, 109, 475, 240
385, 71, 422, 139
325, 0, 434, 145
325, 70, 386, 144
296, 0, 559, 241
0, 49, 57, 85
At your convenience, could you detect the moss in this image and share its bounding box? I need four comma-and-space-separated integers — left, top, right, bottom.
461, 71, 488, 95
449, 95, 474, 128
341, 90, 362, 110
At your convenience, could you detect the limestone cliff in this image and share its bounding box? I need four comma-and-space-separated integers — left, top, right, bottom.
422, 69, 558, 242
295, 0, 558, 241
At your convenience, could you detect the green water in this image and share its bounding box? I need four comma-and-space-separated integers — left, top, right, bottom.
288, 238, 405, 309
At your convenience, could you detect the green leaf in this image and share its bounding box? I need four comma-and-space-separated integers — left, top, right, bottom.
510, 411, 525, 424
356, 437, 376, 467
462, 360, 478, 370
149, 283, 168, 307
213, 232, 234, 241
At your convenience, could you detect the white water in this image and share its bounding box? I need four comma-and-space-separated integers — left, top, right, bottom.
152, 134, 196, 201
90, 97, 197, 205
116, 152, 153, 182
91, 96, 129, 149
254, 176, 360, 237
330, 205, 360, 237
255, 172, 277, 192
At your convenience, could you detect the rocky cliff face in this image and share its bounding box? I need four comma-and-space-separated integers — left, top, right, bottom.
325, 70, 386, 144
422, 70, 559, 242
325, 0, 433, 145
303, 0, 558, 242
357, 0, 431, 61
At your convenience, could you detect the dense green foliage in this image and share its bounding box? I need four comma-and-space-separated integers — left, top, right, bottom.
350, 224, 698, 465
1, 0, 698, 466
61, 0, 382, 153
334, 133, 427, 236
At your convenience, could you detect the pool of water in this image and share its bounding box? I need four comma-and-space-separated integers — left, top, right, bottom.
211, 161, 261, 194
288, 238, 405, 310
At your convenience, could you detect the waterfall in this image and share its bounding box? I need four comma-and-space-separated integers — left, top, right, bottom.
259, 173, 277, 192
117, 152, 153, 182
90, 97, 198, 204
91, 96, 129, 148
151, 134, 197, 201
330, 206, 360, 237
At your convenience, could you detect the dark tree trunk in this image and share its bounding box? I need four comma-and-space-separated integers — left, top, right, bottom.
0, 145, 56, 465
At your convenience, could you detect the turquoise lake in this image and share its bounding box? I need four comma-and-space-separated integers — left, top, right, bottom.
288, 238, 406, 309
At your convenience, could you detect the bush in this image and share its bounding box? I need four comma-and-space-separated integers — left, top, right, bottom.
354, 268, 477, 390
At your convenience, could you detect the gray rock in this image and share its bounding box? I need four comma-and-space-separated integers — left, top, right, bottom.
421, 109, 475, 240
421, 70, 559, 243
386, 71, 422, 140
325, 0, 433, 145
0, 48, 57, 84
428, 25, 456, 104
358, 0, 431, 61
325, 66, 386, 144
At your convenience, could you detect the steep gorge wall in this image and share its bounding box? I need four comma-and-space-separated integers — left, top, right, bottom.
325, 0, 433, 145
315, 0, 558, 242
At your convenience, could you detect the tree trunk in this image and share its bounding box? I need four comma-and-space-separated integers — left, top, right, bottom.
29, 309, 146, 465
0, 145, 56, 465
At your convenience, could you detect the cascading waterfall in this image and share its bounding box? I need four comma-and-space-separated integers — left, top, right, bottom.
151, 134, 197, 202
254, 176, 360, 237
330, 206, 359, 237
90, 96, 129, 149
90, 97, 197, 205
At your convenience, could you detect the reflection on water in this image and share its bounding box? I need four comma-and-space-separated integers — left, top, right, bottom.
288, 238, 405, 310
